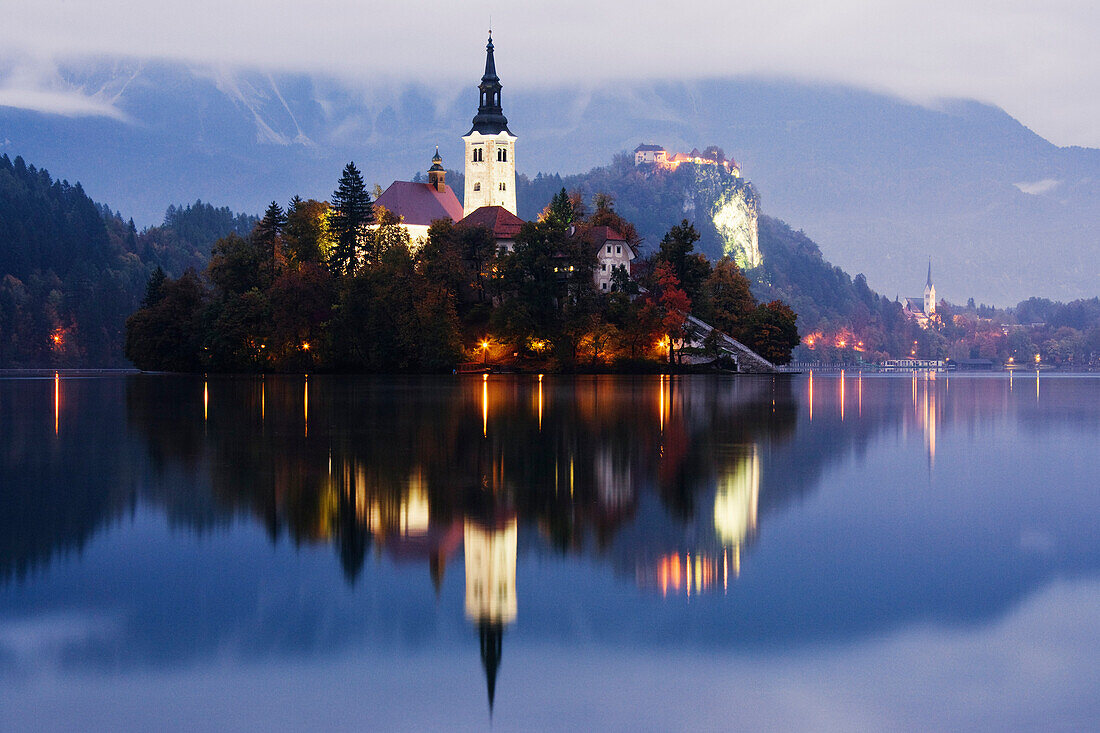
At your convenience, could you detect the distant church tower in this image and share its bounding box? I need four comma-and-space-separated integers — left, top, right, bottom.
924, 259, 936, 317
463, 32, 517, 217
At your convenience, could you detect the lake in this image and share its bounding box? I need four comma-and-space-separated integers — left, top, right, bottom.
1, 372, 1098, 731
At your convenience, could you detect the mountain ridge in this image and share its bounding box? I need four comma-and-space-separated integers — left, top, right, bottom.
1, 63, 1097, 304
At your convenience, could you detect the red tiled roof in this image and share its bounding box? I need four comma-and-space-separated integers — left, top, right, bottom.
586, 225, 626, 242
375, 181, 464, 226
457, 205, 525, 238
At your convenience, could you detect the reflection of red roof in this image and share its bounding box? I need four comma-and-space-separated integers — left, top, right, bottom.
375, 181, 464, 226
458, 205, 525, 239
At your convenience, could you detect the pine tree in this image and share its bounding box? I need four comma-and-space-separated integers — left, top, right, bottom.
255, 201, 287, 283
329, 163, 374, 277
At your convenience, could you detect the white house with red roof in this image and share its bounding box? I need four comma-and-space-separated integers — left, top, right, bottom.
588, 225, 636, 291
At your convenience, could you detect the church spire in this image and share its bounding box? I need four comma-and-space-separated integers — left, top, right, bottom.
926, 258, 933, 288
468, 32, 511, 135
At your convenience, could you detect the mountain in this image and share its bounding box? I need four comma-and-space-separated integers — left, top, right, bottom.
1, 63, 1097, 304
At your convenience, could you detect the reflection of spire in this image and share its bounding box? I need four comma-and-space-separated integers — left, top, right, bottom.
465, 516, 517, 714
479, 621, 503, 714
430, 550, 446, 596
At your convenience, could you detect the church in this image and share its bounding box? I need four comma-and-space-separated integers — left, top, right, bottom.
374, 33, 636, 287
903, 260, 937, 328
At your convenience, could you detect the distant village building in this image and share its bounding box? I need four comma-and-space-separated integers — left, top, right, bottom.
633, 143, 740, 177
903, 260, 938, 328
374, 148, 463, 244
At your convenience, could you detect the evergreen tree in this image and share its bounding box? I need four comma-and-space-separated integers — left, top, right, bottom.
329, 162, 374, 277
254, 201, 287, 284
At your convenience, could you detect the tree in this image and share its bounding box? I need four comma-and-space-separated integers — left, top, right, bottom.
124, 270, 207, 371
588, 193, 640, 247
652, 261, 691, 363
207, 233, 265, 297
705, 256, 756, 340
254, 201, 287, 285
283, 197, 331, 267
655, 220, 711, 304
541, 188, 577, 227
743, 301, 800, 365
329, 162, 374, 277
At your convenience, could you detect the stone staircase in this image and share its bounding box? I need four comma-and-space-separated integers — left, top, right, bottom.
683, 314, 777, 373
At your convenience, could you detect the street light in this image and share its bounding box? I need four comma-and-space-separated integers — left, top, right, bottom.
480, 339, 490, 366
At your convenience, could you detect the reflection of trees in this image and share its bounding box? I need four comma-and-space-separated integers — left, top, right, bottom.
121, 375, 806, 580
0, 377, 142, 584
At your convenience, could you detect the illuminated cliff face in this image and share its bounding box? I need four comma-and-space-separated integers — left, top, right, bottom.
711, 183, 761, 269
688, 165, 762, 270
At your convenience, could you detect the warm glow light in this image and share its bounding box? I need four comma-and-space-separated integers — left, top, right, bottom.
53, 371, 59, 435
303, 378, 309, 437
840, 369, 845, 421
482, 377, 488, 437
538, 377, 543, 432
302, 341, 310, 351
203, 380, 209, 421
808, 371, 814, 421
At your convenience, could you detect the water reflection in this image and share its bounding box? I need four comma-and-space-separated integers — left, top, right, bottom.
5, 374, 1100, 725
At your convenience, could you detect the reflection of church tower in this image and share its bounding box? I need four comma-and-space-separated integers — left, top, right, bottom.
924, 259, 936, 317
464, 516, 518, 714
462, 32, 517, 216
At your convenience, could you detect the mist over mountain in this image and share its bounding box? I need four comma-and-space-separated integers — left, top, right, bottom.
1, 62, 1097, 304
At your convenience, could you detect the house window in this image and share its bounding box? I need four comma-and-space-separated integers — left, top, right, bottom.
473, 182, 481, 191
601, 264, 607, 271
601, 282, 608, 290
616, 245, 621, 254
606, 245, 611, 254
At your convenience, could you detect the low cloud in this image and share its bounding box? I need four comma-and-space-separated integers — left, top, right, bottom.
3, 1, 1099, 147
0, 86, 129, 120
1014, 179, 1062, 196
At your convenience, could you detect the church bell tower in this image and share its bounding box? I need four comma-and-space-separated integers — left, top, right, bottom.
462, 32, 517, 217
924, 259, 936, 316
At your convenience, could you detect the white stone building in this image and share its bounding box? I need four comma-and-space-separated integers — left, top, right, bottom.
462, 33, 517, 217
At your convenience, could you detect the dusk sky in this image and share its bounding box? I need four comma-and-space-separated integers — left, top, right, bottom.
3, 0, 1099, 147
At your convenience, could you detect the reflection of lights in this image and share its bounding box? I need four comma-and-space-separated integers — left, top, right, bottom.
537, 375, 543, 431
304, 378, 309, 436
808, 371, 813, 421
840, 369, 845, 421
858, 371, 863, 417
203, 379, 209, 421
53, 371, 59, 435
482, 376, 488, 437
651, 553, 726, 597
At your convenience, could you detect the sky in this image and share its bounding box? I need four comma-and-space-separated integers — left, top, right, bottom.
2, 0, 1099, 148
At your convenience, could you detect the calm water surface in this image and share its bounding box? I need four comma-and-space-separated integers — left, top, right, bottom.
1, 372, 1098, 731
